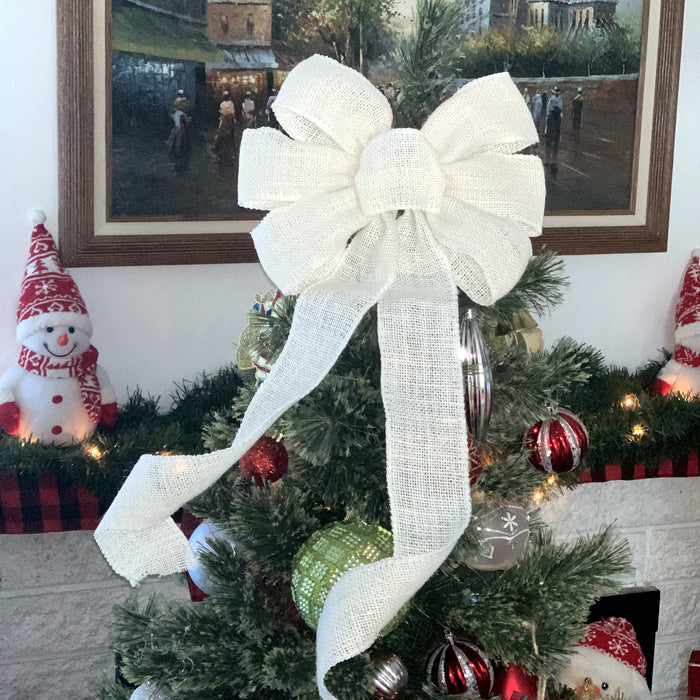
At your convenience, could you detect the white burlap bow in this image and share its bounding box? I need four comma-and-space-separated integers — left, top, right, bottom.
95, 55, 544, 698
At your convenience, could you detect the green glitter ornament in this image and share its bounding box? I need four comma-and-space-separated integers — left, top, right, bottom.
291, 520, 407, 633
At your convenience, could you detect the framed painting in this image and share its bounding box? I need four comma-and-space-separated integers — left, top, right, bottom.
57, 0, 684, 267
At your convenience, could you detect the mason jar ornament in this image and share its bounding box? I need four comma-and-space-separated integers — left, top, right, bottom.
368, 653, 409, 699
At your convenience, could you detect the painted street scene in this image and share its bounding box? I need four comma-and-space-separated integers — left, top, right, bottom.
109, 0, 644, 220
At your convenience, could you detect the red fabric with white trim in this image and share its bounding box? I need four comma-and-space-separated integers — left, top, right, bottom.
675, 250, 700, 340
578, 617, 647, 679
16, 224, 89, 330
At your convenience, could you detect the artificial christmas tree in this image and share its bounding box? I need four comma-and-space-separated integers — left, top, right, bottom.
94, 52, 631, 700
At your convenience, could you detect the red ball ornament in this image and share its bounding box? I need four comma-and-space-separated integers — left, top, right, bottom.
239, 436, 288, 485
492, 663, 539, 700
426, 634, 494, 697
524, 408, 588, 474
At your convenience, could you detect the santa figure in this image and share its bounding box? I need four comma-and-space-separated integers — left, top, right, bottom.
653, 249, 700, 397
0, 211, 117, 444
557, 617, 651, 700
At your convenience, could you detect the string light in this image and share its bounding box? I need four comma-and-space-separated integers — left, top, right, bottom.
631, 424, 646, 438
85, 445, 103, 460
546, 475, 557, 486
532, 490, 544, 503
620, 393, 639, 410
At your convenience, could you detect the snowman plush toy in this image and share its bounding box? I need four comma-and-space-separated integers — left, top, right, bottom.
0, 212, 117, 444
653, 249, 700, 397
557, 617, 651, 700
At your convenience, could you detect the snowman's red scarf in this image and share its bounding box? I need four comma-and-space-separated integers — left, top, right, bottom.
674, 344, 700, 368
18, 345, 102, 423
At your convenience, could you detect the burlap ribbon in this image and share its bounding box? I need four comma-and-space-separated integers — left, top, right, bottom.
95, 55, 544, 699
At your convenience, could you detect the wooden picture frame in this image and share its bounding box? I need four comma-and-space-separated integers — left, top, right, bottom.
57, 0, 684, 267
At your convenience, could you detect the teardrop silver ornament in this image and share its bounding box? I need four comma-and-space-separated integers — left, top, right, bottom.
460, 309, 492, 445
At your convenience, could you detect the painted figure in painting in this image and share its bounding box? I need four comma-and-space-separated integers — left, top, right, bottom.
241, 91, 256, 130
265, 88, 279, 129
213, 90, 237, 163
544, 86, 563, 166
166, 90, 192, 171
572, 87, 584, 147
531, 90, 542, 129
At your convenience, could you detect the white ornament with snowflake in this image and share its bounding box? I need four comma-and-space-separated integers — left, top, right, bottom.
467, 503, 530, 571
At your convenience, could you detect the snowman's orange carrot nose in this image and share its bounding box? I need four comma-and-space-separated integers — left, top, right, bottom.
57, 333, 69, 346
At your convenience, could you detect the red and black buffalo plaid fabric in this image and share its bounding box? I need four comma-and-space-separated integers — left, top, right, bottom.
0, 471, 104, 534
581, 450, 700, 483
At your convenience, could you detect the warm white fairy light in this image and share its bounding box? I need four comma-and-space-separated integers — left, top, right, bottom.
631, 423, 646, 438
85, 445, 103, 460
532, 490, 544, 503
620, 393, 639, 410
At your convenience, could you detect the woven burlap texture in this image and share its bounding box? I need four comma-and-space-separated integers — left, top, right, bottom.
95, 54, 544, 700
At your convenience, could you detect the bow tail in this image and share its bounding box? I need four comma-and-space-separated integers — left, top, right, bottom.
316, 213, 471, 698
95, 234, 390, 586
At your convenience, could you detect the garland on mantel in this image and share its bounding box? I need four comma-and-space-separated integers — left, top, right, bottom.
0, 366, 244, 504
1, 328, 698, 506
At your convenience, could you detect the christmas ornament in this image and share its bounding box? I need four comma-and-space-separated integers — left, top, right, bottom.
492, 663, 539, 700
467, 503, 529, 571
460, 309, 492, 445
130, 682, 172, 699
368, 654, 409, 699
493, 309, 544, 354
426, 633, 494, 697
653, 249, 700, 397
525, 407, 588, 474
557, 617, 651, 700
467, 431, 483, 486
239, 435, 288, 485
0, 211, 117, 444
187, 521, 236, 595
291, 520, 404, 633
95, 55, 545, 700
689, 650, 700, 700
236, 289, 283, 380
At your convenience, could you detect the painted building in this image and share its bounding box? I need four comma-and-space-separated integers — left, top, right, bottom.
206, 0, 272, 46
464, 0, 617, 35
528, 0, 617, 32
464, 0, 530, 35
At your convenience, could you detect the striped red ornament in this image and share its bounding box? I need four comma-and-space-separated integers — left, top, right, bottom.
426, 634, 494, 697
525, 408, 589, 474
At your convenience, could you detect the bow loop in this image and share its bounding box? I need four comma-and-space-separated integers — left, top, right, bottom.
273, 55, 393, 154
355, 129, 446, 216
239, 128, 358, 210
422, 72, 539, 163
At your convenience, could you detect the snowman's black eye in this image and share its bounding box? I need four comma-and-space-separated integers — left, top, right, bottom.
68, 327, 75, 333
46, 327, 54, 333
602, 682, 609, 691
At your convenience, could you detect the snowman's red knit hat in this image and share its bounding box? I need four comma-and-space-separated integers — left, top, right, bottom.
15, 211, 92, 343
674, 249, 700, 345
578, 617, 647, 680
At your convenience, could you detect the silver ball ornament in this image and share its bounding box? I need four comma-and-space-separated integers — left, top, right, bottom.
187, 521, 236, 594
130, 682, 172, 700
